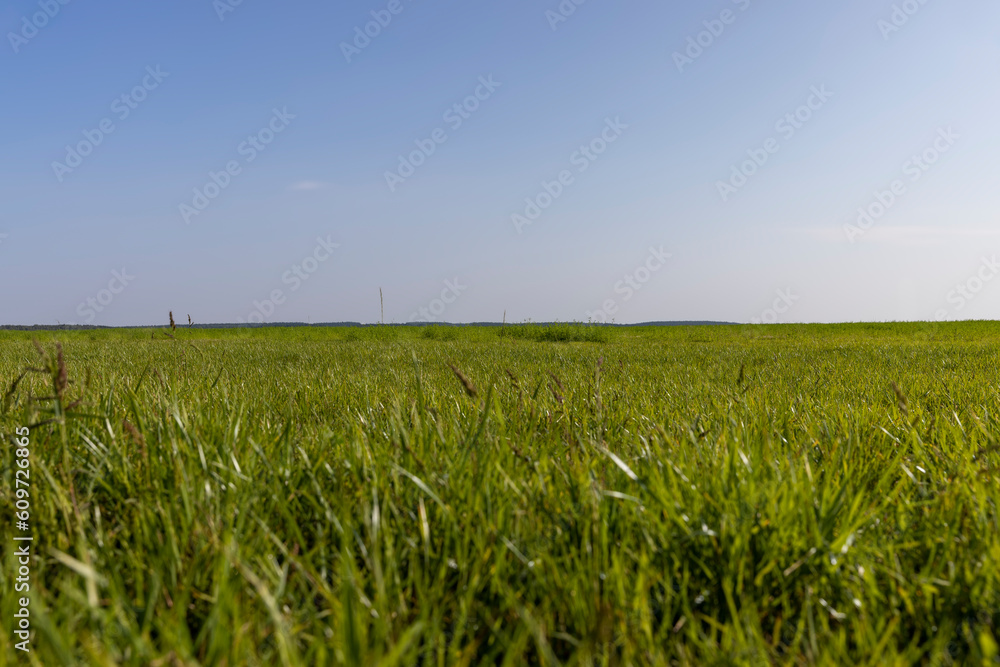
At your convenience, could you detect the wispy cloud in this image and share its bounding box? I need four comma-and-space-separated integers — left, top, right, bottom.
793, 226, 1000, 246
287, 181, 330, 192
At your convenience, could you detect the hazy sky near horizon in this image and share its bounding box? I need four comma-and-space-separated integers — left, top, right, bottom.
2, 0, 999, 326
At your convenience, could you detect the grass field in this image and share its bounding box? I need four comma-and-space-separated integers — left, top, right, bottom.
2, 323, 999, 665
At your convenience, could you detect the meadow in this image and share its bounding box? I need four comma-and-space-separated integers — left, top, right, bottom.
1, 322, 999, 665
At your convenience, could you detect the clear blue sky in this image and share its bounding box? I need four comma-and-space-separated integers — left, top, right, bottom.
2, 0, 998, 326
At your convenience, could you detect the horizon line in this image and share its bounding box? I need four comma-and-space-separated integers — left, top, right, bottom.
3, 319, 996, 331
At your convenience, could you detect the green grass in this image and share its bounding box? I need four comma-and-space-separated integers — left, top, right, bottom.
1, 323, 999, 665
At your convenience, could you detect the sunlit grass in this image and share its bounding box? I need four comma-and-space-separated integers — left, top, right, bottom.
1, 323, 999, 665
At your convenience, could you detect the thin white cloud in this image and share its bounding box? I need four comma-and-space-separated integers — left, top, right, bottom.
287, 181, 330, 191
791, 226, 1000, 245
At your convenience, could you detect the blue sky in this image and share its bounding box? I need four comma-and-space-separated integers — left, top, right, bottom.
2, 0, 999, 326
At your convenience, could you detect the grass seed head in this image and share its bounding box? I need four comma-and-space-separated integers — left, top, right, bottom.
122, 419, 145, 447
891, 381, 909, 416
55, 344, 67, 399
448, 364, 477, 398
